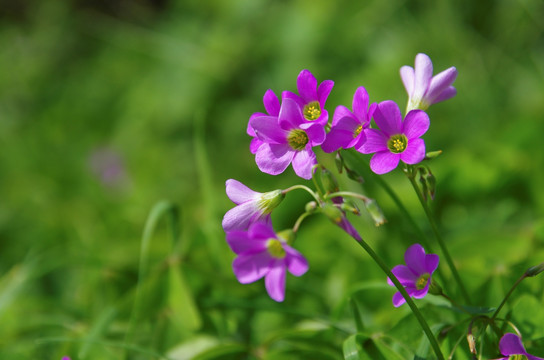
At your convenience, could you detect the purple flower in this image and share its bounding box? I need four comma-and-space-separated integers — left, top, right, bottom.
321, 86, 377, 153
282, 69, 334, 127
360, 100, 429, 174
400, 53, 458, 112
248, 89, 281, 154
496, 333, 544, 360
387, 243, 439, 307
250, 98, 326, 179
226, 221, 309, 302
222, 179, 284, 232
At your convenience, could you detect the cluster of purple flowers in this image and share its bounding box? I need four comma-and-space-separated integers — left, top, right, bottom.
222, 54, 456, 302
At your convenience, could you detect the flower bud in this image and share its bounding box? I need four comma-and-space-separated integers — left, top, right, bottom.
341, 199, 360, 215
305, 201, 318, 213
363, 198, 386, 226
424, 150, 442, 160
427, 278, 443, 295
259, 189, 285, 214
319, 167, 339, 195
320, 202, 343, 224
526, 262, 544, 277
277, 229, 296, 246
467, 333, 477, 354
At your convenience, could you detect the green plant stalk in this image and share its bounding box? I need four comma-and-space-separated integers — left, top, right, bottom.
406, 172, 472, 305
491, 273, 527, 321
353, 236, 445, 360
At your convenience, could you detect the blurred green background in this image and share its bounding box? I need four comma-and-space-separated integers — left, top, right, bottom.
1, 0, 544, 359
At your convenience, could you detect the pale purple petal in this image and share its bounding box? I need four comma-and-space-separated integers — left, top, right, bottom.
374, 101, 402, 137
225, 179, 260, 204
317, 79, 334, 105
278, 98, 305, 130
249, 137, 263, 154
404, 244, 427, 276
370, 151, 401, 174
297, 69, 318, 102
360, 128, 388, 154
248, 221, 277, 241
499, 333, 528, 356
352, 86, 370, 121
400, 65, 415, 95
248, 112, 266, 136
403, 110, 430, 139
336, 215, 362, 241
412, 285, 430, 299
265, 261, 286, 302
291, 148, 316, 180
392, 292, 406, 307
233, 251, 272, 284
432, 86, 457, 103
425, 254, 440, 274
400, 138, 426, 165
250, 115, 286, 144
263, 89, 281, 116
255, 143, 294, 175
425, 67, 457, 104
222, 202, 261, 232
226, 229, 267, 254
284, 245, 309, 276
413, 53, 433, 101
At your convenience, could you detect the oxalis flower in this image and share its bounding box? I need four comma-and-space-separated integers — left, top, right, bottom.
387, 243, 439, 307
401, 53, 458, 112
321, 86, 377, 153
247, 89, 280, 154
495, 333, 544, 360
360, 100, 429, 174
282, 69, 334, 128
250, 98, 326, 179
226, 221, 309, 302
222, 179, 284, 232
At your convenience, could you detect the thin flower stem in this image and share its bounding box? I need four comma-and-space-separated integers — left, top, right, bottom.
406, 169, 472, 305
292, 212, 313, 233
326, 191, 370, 202
283, 184, 321, 204
491, 273, 527, 321
352, 236, 445, 360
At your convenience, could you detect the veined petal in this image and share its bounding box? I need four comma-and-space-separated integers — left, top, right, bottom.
279, 98, 305, 130
317, 79, 334, 105
263, 89, 281, 116
233, 251, 272, 284
226, 229, 266, 254
222, 202, 262, 232
291, 148, 316, 180
432, 86, 457, 104
404, 244, 427, 276
225, 179, 261, 204
400, 65, 415, 95
284, 245, 309, 276
499, 333, 528, 356
297, 69, 318, 102
352, 86, 370, 120
403, 110, 430, 139
374, 101, 403, 136
413, 53, 433, 101
249, 137, 263, 154
265, 260, 286, 302
412, 285, 430, 299
255, 143, 294, 176
369, 151, 401, 174
425, 67, 457, 104
360, 128, 388, 154
401, 138, 426, 165
250, 115, 285, 144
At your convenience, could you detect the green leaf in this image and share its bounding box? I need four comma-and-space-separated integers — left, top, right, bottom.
168, 264, 202, 333
343, 334, 371, 360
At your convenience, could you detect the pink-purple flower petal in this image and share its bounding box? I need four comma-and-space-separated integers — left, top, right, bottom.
226, 229, 267, 254
233, 251, 272, 284
374, 100, 403, 137
285, 245, 309, 276
255, 143, 294, 175
404, 244, 427, 275
370, 151, 401, 175
403, 110, 430, 139
413, 53, 433, 101
425, 67, 458, 104
352, 86, 371, 121
400, 65, 415, 95
360, 128, 389, 154
392, 292, 406, 307
400, 138, 426, 165
297, 69, 318, 101
263, 89, 281, 116
250, 115, 287, 144
265, 261, 287, 302
291, 148, 316, 180
317, 79, 334, 105
225, 179, 260, 204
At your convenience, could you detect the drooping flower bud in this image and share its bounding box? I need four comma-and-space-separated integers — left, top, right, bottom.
363, 198, 386, 226
320, 202, 343, 224
526, 262, 544, 277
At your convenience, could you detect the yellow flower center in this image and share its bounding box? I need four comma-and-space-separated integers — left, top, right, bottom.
353, 125, 363, 138
416, 273, 430, 290
303, 101, 321, 121
387, 134, 408, 153
267, 239, 286, 259
508, 356, 528, 360
287, 129, 309, 150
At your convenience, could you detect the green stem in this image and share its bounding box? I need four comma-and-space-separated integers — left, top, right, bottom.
326, 191, 370, 202
406, 169, 472, 305
283, 184, 321, 203
491, 273, 527, 321
353, 236, 445, 360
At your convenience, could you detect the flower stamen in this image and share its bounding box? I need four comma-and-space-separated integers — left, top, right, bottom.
303, 101, 321, 121
287, 129, 309, 150
266, 239, 286, 258
387, 134, 408, 153
353, 125, 363, 138
416, 273, 430, 290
